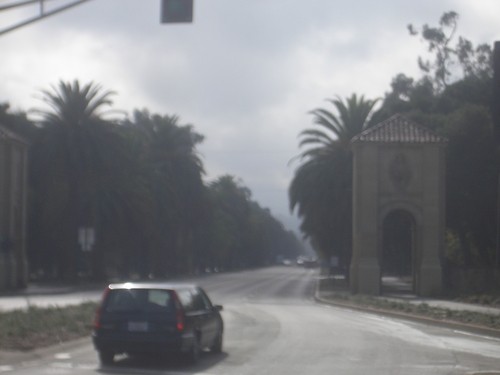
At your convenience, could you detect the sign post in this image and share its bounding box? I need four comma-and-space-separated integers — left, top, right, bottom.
494, 41, 500, 269
78, 227, 95, 252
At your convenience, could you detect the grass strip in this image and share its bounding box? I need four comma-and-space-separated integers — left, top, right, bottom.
0, 302, 99, 351
452, 294, 500, 307
325, 293, 500, 329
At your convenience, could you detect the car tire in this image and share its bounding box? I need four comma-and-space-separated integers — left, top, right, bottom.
210, 329, 223, 353
186, 334, 201, 365
98, 350, 114, 365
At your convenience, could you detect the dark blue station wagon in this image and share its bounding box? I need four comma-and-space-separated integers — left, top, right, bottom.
92, 282, 223, 365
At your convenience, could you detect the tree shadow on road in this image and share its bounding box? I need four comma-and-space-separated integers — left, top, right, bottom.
97, 351, 228, 374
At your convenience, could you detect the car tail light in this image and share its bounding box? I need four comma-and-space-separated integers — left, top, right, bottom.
172, 291, 185, 332
93, 286, 111, 331
93, 306, 102, 330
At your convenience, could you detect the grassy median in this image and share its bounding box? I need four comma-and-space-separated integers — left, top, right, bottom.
323, 293, 500, 329
318, 277, 500, 330
0, 302, 99, 351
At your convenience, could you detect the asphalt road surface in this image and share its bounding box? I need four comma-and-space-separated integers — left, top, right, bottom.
1, 266, 500, 375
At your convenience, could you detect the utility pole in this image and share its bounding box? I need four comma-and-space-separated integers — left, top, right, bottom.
494, 41, 500, 269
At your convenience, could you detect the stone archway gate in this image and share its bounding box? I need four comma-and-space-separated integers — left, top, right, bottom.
349, 114, 448, 297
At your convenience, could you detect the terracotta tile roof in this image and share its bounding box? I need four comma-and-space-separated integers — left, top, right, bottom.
350, 114, 448, 144
0, 123, 30, 145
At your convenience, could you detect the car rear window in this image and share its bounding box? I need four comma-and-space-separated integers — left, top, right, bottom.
104, 289, 175, 313
176, 288, 209, 312
176, 289, 195, 312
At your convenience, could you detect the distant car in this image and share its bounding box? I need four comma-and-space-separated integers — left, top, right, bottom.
303, 259, 318, 268
282, 259, 293, 266
92, 282, 223, 365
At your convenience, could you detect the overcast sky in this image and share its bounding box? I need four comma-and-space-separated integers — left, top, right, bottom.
1, 0, 499, 232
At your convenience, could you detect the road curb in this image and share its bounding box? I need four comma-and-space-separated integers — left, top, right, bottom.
314, 284, 500, 340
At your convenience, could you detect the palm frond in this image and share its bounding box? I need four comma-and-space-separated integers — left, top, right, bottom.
32, 80, 118, 126
308, 108, 345, 138
298, 129, 336, 144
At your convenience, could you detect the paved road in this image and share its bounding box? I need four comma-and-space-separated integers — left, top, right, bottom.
1, 266, 500, 375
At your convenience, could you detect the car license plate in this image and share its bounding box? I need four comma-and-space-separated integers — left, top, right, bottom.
128, 321, 148, 332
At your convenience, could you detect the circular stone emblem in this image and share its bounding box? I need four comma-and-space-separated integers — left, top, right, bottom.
390, 153, 412, 191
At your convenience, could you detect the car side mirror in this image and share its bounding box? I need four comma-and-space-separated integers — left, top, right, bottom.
213, 305, 223, 311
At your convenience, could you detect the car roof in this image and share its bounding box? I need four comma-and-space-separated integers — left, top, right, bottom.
107, 282, 199, 290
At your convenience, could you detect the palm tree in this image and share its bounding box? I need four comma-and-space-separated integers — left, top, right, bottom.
30, 80, 129, 281
289, 94, 378, 271
123, 110, 208, 277
299, 93, 379, 154
35, 80, 117, 127
207, 175, 251, 270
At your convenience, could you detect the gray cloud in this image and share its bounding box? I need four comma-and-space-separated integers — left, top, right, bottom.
1, 0, 499, 232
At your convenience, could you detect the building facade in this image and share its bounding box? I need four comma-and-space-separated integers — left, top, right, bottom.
0, 124, 29, 290
349, 115, 447, 297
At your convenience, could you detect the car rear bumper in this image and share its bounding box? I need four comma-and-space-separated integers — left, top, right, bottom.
92, 332, 194, 354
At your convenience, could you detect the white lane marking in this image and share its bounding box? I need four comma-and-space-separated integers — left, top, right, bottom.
54, 353, 71, 360
44, 369, 71, 374
75, 364, 98, 370
0, 366, 13, 372
21, 360, 43, 367
452, 329, 500, 342
51, 362, 72, 368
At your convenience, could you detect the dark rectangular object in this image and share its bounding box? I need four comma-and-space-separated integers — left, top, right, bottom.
161, 0, 193, 23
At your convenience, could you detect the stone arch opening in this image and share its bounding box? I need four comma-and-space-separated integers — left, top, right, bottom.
381, 209, 415, 294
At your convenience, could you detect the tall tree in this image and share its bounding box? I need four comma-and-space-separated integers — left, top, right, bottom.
373, 12, 498, 268
206, 175, 303, 270
0, 103, 37, 140
289, 94, 378, 270
207, 175, 250, 270
30, 80, 130, 281
123, 110, 208, 277
439, 105, 499, 267
408, 11, 492, 92
304, 94, 379, 151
